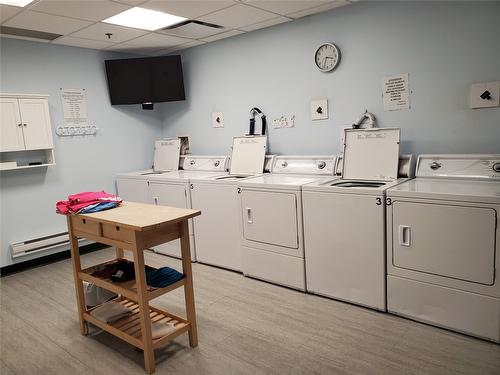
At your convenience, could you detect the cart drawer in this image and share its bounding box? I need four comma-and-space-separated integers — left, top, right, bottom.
102, 223, 135, 243
72, 216, 102, 236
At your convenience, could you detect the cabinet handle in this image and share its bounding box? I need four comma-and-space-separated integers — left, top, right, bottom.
153, 197, 158, 205
23, 123, 27, 127
246, 207, 253, 224
399, 225, 411, 247
17, 123, 22, 127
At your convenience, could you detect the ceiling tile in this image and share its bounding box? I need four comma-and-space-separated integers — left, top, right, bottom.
0, 4, 22, 23
4, 10, 93, 35
244, 1, 327, 16
141, 0, 234, 19
159, 22, 223, 39
198, 4, 276, 29
240, 16, 290, 32
52, 36, 115, 49
122, 32, 192, 48
153, 39, 205, 55
201, 29, 243, 43
30, 0, 131, 22
287, 0, 350, 19
69, 22, 148, 43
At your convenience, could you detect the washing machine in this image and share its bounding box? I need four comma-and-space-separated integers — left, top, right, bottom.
386, 154, 500, 342
239, 155, 337, 290
116, 155, 228, 261
189, 135, 271, 272
302, 131, 413, 310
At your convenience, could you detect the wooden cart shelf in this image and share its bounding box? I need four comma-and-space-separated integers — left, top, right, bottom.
84, 299, 189, 350
66, 202, 201, 374
79, 259, 187, 302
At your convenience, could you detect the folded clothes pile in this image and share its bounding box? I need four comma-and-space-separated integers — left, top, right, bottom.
91, 260, 184, 289
56, 191, 122, 215
90, 301, 132, 323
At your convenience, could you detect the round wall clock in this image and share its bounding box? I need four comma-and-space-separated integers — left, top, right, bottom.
314, 42, 341, 72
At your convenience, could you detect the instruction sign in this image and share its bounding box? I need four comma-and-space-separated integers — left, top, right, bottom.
382, 73, 410, 111
61, 88, 88, 127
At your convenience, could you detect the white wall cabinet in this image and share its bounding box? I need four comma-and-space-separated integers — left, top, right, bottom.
0, 94, 55, 170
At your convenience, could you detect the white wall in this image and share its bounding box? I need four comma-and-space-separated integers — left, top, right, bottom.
0, 38, 162, 267
161, 1, 500, 156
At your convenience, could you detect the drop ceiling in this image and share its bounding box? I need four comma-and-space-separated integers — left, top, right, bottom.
0, 0, 351, 55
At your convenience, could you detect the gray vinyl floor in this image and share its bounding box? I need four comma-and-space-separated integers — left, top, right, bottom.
1, 248, 499, 375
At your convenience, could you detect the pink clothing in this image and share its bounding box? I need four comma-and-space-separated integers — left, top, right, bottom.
56, 191, 122, 215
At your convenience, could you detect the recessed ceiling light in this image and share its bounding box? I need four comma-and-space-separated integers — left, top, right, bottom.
0, 0, 34, 7
103, 7, 187, 31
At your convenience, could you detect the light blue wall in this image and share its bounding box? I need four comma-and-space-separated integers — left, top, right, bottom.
161, 1, 500, 156
0, 38, 162, 267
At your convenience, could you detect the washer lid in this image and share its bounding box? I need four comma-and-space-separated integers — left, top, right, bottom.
153, 138, 181, 172
342, 128, 400, 181
229, 135, 267, 175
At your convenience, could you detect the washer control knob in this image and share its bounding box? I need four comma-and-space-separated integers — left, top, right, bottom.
317, 161, 326, 169
493, 162, 500, 172
214, 160, 220, 167
281, 161, 288, 168
430, 161, 441, 170
190, 159, 196, 165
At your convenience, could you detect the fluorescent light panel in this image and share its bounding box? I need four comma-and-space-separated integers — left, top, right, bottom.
0, 0, 33, 6
103, 7, 187, 31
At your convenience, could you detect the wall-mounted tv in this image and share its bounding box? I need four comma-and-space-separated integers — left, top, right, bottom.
104, 55, 185, 107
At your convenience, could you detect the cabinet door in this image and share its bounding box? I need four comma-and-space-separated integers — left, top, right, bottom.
18, 98, 53, 150
0, 98, 24, 151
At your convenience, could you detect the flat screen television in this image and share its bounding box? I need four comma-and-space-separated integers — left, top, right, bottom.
104, 55, 185, 106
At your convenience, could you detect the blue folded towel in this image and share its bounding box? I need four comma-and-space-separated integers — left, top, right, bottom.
146, 267, 184, 288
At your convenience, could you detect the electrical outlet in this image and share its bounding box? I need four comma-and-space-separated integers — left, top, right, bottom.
311, 99, 328, 120
470, 81, 499, 109
212, 112, 224, 127
272, 115, 295, 129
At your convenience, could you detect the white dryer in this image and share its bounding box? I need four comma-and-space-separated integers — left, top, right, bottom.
386, 154, 500, 342
302, 146, 413, 312
189, 136, 271, 272
239, 155, 337, 291
116, 155, 228, 261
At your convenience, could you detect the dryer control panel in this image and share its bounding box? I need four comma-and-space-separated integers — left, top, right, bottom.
416, 155, 500, 179
272, 156, 336, 175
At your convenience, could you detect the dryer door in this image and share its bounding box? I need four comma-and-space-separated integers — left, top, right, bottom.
392, 201, 496, 285
241, 190, 299, 249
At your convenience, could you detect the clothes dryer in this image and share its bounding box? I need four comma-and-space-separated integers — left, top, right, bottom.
386, 154, 500, 342
239, 155, 337, 290
189, 136, 272, 271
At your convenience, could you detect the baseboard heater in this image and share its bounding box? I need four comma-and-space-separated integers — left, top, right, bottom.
11, 232, 93, 258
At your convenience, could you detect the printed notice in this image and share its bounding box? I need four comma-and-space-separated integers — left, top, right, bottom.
382, 73, 410, 111
61, 88, 88, 127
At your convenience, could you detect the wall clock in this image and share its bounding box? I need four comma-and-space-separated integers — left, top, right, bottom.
314, 42, 341, 72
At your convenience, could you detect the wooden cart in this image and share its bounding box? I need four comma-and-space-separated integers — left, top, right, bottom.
66, 201, 201, 374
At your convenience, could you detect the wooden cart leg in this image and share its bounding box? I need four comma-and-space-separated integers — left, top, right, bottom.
179, 221, 198, 348
67, 217, 89, 335
132, 237, 155, 374
116, 247, 124, 259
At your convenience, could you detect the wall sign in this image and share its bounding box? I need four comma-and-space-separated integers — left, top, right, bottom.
382, 73, 410, 111
58, 88, 97, 136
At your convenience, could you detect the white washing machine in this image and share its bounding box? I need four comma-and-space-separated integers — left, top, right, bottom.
239, 155, 337, 291
189, 136, 271, 272
386, 154, 500, 342
302, 141, 413, 312
116, 155, 228, 261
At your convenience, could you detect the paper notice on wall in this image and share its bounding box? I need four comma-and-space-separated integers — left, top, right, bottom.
61, 88, 88, 127
382, 73, 410, 111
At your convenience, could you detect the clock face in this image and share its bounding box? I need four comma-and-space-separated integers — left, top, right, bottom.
315, 43, 340, 72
